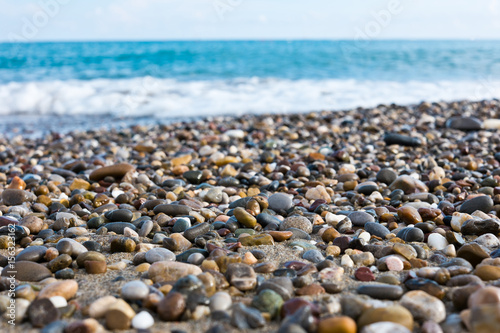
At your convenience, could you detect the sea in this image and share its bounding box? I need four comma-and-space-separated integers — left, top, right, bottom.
1, 40, 500, 134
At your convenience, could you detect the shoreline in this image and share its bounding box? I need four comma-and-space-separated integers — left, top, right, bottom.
1, 98, 500, 332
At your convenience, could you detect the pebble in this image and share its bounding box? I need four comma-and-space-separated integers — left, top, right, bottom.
364, 222, 390, 238
318, 316, 357, 333
145, 247, 175, 263
428, 233, 449, 250
28, 298, 60, 328
400, 290, 446, 323
357, 284, 404, 300
121, 280, 150, 301
459, 195, 494, 214
1, 261, 52, 281
38, 280, 78, 300
357, 305, 414, 330
148, 261, 202, 283
348, 211, 375, 227
268, 193, 293, 212
361, 322, 411, 333
157, 292, 186, 321
280, 215, 313, 233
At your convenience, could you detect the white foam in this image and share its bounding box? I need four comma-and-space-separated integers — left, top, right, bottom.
1, 77, 500, 117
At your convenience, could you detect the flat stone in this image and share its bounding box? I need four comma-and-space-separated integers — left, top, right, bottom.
16, 245, 47, 262
461, 219, 500, 235
105, 209, 133, 222
318, 316, 357, 333
153, 204, 191, 216
56, 238, 88, 257
240, 234, 274, 246
459, 196, 494, 214
1, 261, 52, 281
233, 207, 257, 228
183, 222, 210, 242
38, 280, 78, 300
384, 133, 421, 147
2, 189, 36, 206
364, 222, 390, 238
446, 116, 483, 131
355, 267, 375, 281
89, 163, 135, 181
357, 284, 404, 300
20, 215, 43, 234
475, 265, 500, 281
148, 261, 202, 283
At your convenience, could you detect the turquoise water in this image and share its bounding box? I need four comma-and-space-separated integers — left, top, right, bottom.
1, 40, 500, 116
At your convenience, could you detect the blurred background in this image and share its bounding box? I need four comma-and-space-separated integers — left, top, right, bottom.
1, 0, 499, 123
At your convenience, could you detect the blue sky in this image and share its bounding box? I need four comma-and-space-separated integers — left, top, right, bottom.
1, 0, 500, 41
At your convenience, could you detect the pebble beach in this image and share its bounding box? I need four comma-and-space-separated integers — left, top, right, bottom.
1, 99, 500, 333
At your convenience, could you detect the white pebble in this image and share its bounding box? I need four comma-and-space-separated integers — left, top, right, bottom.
132, 311, 154, 329
49, 296, 67, 308
427, 233, 449, 250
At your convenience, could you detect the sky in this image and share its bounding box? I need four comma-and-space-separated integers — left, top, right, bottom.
1, 0, 500, 42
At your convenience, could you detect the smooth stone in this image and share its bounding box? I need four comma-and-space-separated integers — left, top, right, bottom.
110, 237, 136, 253
240, 234, 274, 246
302, 249, 325, 263
348, 211, 375, 227
183, 170, 203, 184
355, 267, 375, 281
104, 222, 136, 234
89, 163, 134, 181
469, 304, 500, 333
153, 204, 191, 216
210, 291, 232, 312
148, 261, 202, 283
82, 240, 102, 252
393, 243, 418, 260
132, 311, 154, 330
28, 298, 60, 328
20, 215, 44, 234
377, 168, 398, 185
76, 251, 106, 268
2, 189, 35, 206
256, 213, 282, 227
252, 289, 284, 319
105, 299, 136, 330
384, 133, 421, 147
16, 245, 47, 262
157, 291, 186, 321
364, 222, 390, 238
468, 286, 500, 308
145, 247, 175, 263
139, 220, 154, 237
105, 209, 133, 222
183, 223, 210, 242
257, 277, 294, 300
85, 260, 107, 274
187, 252, 205, 265
233, 207, 257, 228
459, 196, 494, 214
121, 280, 150, 301
401, 290, 446, 323
397, 227, 425, 242
357, 305, 414, 330
318, 316, 357, 333
475, 265, 500, 281
55, 268, 75, 279
56, 238, 88, 257
446, 116, 482, 130
172, 217, 191, 232
357, 284, 404, 300
461, 219, 500, 235
38, 280, 78, 300
280, 215, 312, 233
176, 248, 208, 262
268, 193, 293, 212
389, 175, 428, 194
474, 233, 500, 248
457, 243, 490, 267
428, 233, 449, 250
1, 261, 52, 281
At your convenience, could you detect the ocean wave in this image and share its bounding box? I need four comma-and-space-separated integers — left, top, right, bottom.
1, 77, 500, 117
